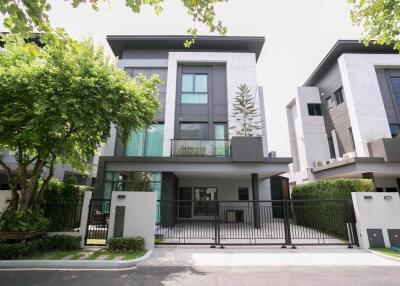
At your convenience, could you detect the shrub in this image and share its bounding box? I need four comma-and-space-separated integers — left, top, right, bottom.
290, 179, 373, 240
48, 234, 81, 251
108, 237, 145, 251
0, 209, 49, 232
291, 178, 373, 200
0, 235, 82, 260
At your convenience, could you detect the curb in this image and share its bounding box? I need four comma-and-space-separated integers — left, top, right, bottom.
0, 249, 153, 270
368, 249, 400, 263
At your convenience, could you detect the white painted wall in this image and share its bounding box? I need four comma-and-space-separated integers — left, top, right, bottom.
0, 190, 11, 214
79, 191, 93, 247
352, 192, 400, 249
108, 191, 157, 250
286, 87, 330, 185
338, 53, 398, 157
163, 51, 261, 156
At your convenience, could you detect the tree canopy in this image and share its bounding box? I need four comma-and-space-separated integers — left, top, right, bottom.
0, 30, 160, 210
349, 0, 400, 51
0, 0, 228, 46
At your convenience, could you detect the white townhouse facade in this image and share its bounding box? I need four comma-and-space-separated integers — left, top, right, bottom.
287, 40, 400, 193
94, 35, 292, 223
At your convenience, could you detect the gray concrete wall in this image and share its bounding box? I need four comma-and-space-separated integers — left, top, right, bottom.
313, 61, 353, 156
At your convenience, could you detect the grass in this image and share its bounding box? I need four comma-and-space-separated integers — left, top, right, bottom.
372, 248, 400, 258
22, 248, 146, 261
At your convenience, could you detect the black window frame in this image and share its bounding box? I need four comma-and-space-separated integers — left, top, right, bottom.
334, 87, 345, 105
349, 127, 356, 150
238, 187, 249, 201
389, 124, 400, 138
179, 122, 209, 140
307, 103, 322, 116
180, 73, 208, 104
327, 135, 336, 159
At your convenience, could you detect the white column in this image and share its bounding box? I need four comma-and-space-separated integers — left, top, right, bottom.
79, 191, 93, 247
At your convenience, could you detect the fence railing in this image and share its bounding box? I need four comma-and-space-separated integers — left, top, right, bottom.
155, 199, 358, 247
41, 201, 83, 232
171, 139, 230, 157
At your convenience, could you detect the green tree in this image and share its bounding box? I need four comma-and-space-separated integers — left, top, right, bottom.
230, 84, 262, 137
0, 0, 228, 46
349, 0, 400, 51
0, 30, 160, 211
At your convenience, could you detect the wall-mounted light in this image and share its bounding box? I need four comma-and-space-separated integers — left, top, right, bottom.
117, 195, 126, 199
364, 195, 373, 200
384, 195, 392, 200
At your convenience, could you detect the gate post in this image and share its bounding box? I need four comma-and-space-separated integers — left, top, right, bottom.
282, 199, 293, 248
79, 191, 92, 247
347, 200, 359, 247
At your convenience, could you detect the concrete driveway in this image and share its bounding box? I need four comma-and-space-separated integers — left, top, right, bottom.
1, 245, 399, 286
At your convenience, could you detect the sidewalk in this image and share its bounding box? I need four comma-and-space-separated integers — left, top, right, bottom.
139, 245, 400, 267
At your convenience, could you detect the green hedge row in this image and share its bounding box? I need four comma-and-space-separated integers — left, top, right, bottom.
108, 237, 145, 251
0, 235, 81, 260
291, 179, 373, 200
291, 179, 373, 240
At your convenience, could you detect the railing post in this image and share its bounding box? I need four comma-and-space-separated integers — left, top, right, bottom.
211, 200, 218, 248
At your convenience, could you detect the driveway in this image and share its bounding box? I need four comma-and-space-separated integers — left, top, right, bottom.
1, 246, 399, 286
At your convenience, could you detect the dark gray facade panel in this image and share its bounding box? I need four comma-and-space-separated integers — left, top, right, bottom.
367, 229, 385, 248
113, 206, 126, 237
388, 229, 400, 248
315, 61, 353, 156
376, 68, 400, 126
231, 137, 264, 162
122, 49, 169, 59
368, 138, 400, 162
175, 64, 228, 139
160, 172, 179, 227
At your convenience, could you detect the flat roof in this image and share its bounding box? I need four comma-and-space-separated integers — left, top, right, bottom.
106, 35, 265, 61
304, 40, 397, 86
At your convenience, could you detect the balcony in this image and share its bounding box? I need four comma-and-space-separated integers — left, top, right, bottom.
171, 139, 230, 157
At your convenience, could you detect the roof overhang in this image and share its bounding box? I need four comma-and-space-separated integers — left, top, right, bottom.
304, 40, 397, 86
100, 156, 292, 180
106, 35, 265, 61
312, 157, 400, 180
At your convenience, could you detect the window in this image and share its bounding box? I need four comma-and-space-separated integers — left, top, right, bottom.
181, 74, 208, 104
349, 127, 356, 150
326, 96, 334, 110
179, 123, 208, 139
238, 187, 249, 201
390, 77, 400, 105
125, 124, 164, 156
390, 124, 400, 138
327, 136, 336, 159
307, 103, 322, 116
334, 87, 345, 105
214, 123, 228, 156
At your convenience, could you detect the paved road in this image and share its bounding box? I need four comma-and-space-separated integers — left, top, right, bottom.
1, 265, 400, 286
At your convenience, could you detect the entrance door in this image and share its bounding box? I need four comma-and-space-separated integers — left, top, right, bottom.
179, 187, 192, 218
193, 187, 217, 217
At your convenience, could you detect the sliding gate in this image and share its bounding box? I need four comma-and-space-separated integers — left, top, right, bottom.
155, 199, 358, 247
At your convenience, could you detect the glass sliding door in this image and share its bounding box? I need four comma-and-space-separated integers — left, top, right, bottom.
193, 187, 217, 217
125, 124, 164, 156
214, 123, 227, 156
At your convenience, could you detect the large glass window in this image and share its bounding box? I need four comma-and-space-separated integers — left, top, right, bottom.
326, 96, 334, 110
125, 124, 164, 156
179, 123, 208, 139
214, 123, 227, 156
327, 136, 336, 159
391, 77, 400, 105
349, 127, 356, 150
181, 74, 208, 104
390, 124, 400, 138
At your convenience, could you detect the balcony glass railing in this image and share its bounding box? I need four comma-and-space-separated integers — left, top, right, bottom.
171, 139, 230, 157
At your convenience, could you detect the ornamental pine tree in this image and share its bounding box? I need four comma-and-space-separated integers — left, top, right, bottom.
230, 84, 262, 137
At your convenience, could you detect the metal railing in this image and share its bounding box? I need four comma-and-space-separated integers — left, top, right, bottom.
155, 199, 358, 247
41, 201, 83, 232
170, 139, 230, 157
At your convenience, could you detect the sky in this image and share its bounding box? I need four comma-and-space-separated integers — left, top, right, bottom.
2, 0, 363, 156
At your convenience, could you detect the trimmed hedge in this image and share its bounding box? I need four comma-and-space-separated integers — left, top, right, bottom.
108, 237, 145, 251
291, 179, 373, 200
291, 179, 373, 240
0, 235, 81, 260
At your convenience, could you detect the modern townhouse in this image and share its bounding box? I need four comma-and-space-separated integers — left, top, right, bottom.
287, 40, 400, 192
94, 35, 292, 224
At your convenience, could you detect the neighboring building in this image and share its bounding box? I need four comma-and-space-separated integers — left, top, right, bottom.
287, 40, 400, 192
94, 35, 292, 217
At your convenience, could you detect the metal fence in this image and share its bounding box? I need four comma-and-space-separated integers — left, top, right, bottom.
155, 199, 358, 248
84, 199, 111, 246
41, 201, 83, 232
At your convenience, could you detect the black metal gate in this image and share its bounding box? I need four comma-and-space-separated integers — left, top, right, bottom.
155, 199, 358, 248
84, 199, 111, 246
